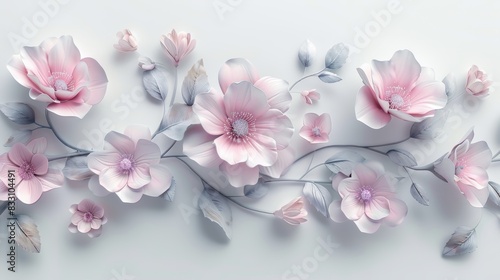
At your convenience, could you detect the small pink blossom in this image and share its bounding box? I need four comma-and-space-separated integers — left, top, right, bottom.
0, 138, 64, 204
113, 29, 138, 52
299, 113, 331, 144
301, 89, 320, 105
466, 65, 492, 98
87, 126, 173, 203
329, 162, 408, 234
274, 197, 308, 225
355, 50, 447, 129
160, 29, 196, 67
138, 56, 155, 71
7, 36, 108, 118
68, 199, 107, 238
434, 130, 492, 207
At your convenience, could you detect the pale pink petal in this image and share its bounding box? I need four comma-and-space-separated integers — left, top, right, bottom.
88, 227, 102, 238
387, 108, 425, 122
338, 178, 362, 198
87, 151, 121, 174
353, 214, 382, 234
77, 199, 95, 212
29, 88, 56, 103
352, 164, 378, 187
253, 76, 292, 112
302, 113, 318, 128
340, 194, 364, 220
461, 141, 492, 168
224, 82, 270, 119
182, 125, 223, 167
47, 35, 81, 74
255, 109, 293, 150
68, 224, 78, 233
331, 173, 348, 192
220, 162, 259, 188
36, 168, 64, 192
26, 137, 47, 154
90, 218, 102, 230
365, 196, 390, 220
328, 200, 348, 223
81, 57, 108, 105
192, 91, 226, 135
99, 167, 128, 192
384, 199, 408, 226
115, 186, 144, 203
77, 221, 91, 233
71, 212, 83, 224
104, 131, 135, 155
389, 49, 421, 88
69, 204, 77, 214
31, 154, 48, 175
127, 165, 151, 189
142, 164, 172, 197
458, 166, 488, 189
46, 101, 92, 119
218, 58, 260, 93
316, 113, 332, 133
243, 135, 278, 167
6, 55, 37, 89
8, 143, 33, 166
88, 175, 111, 197
19, 45, 51, 86
355, 86, 391, 129
16, 178, 43, 204
259, 147, 295, 178
457, 182, 489, 207
405, 82, 447, 115
213, 136, 248, 165
133, 139, 161, 166
433, 157, 456, 183
124, 125, 152, 144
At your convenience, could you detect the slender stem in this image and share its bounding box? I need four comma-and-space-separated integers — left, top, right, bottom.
169, 67, 178, 107
493, 151, 500, 160
264, 179, 331, 185
403, 167, 414, 182
161, 155, 187, 159
152, 102, 168, 139
34, 121, 50, 129
48, 151, 90, 161
45, 109, 92, 153
299, 163, 324, 180
289, 69, 324, 91
225, 196, 273, 215
492, 158, 500, 163
161, 141, 177, 157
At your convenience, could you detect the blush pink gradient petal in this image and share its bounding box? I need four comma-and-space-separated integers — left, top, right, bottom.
160, 29, 196, 67
299, 113, 331, 144
434, 130, 492, 207
274, 197, 308, 225
68, 199, 107, 238
301, 89, 320, 105
7, 35, 108, 119
328, 162, 408, 233
113, 29, 138, 52
87, 126, 173, 203
355, 50, 447, 129
0, 138, 64, 204
466, 65, 492, 98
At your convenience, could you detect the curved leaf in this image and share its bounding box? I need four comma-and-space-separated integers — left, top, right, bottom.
325, 150, 365, 176
298, 39, 316, 67
62, 156, 94, 181
442, 226, 477, 257
325, 43, 349, 69
0, 102, 35, 125
160, 103, 199, 141
182, 59, 210, 106
198, 184, 232, 239
410, 109, 449, 140
488, 181, 500, 206
160, 178, 176, 202
15, 215, 41, 253
143, 66, 169, 101
244, 182, 269, 199
318, 71, 342, 83
410, 183, 430, 206
387, 149, 417, 167
303, 182, 332, 217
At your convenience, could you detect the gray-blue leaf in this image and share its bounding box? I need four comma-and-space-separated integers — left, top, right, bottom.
298, 39, 316, 68
15, 215, 41, 253
182, 59, 210, 106
318, 71, 342, 83
387, 149, 417, 167
4, 130, 32, 147
325, 150, 365, 176
160, 178, 176, 202
443, 73, 457, 99
62, 156, 94, 181
410, 109, 449, 140
324, 43, 349, 69
142, 66, 169, 101
442, 226, 477, 257
410, 183, 430, 206
488, 181, 500, 206
243, 182, 269, 199
0, 201, 7, 216
0, 102, 35, 125
198, 184, 232, 239
160, 103, 199, 141
303, 182, 332, 217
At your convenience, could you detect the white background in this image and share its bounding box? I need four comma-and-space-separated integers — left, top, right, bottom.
1, 0, 500, 279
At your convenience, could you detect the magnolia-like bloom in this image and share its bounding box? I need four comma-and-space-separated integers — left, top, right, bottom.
160, 29, 196, 67
68, 199, 107, 238
113, 29, 138, 52
0, 138, 64, 204
301, 89, 320, 105
87, 126, 173, 203
299, 113, 331, 144
183, 59, 293, 187
466, 65, 492, 98
138, 56, 155, 71
7, 36, 108, 118
274, 197, 308, 225
329, 162, 408, 234
434, 130, 492, 207
355, 50, 447, 129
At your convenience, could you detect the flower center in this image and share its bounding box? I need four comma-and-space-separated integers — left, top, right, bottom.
119, 155, 134, 174
312, 127, 321, 137
359, 188, 373, 202
19, 162, 35, 180
49, 72, 75, 91
82, 212, 93, 223
224, 112, 256, 143
455, 159, 467, 175
385, 86, 409, 110
232, 119, 249, 136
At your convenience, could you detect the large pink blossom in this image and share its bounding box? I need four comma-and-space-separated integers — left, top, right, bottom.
434, 130, 492, 207
329, 162, 407, 233
355, 50, 447, 129
7, 35, 108, 118
87, 126, 173, 203
0, 138, 64, 204
183, 59, 293, 187
68, 199, 107, 238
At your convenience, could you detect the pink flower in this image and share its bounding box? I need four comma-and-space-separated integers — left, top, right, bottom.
434, 130, 492, 207
328, 162, 408, 233
7, 36, 108, 119
274, 197, 308, 225
466, 65, 492, 98
113, 29, 138, 52
0, 138, 64, 204
183, 59, 293, 187
355, 50, 447, 129
301, 89, 320, 105
68, 199, 107, 238
299, 113, 331, 144
138, 56, 155, 71
160, 29, 196, 67
87, 126, 173, 203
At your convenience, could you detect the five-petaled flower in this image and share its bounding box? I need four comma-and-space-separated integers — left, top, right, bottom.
355, 50, 447, 129
160, 29, 196, 67
0, 138, 64, 204
301, 89, 320, 105
299, 113, 331, 144
329, 162, 408, 234
68, 199, 107, 238
7, 35, 108, 118
274, 197, 308, 225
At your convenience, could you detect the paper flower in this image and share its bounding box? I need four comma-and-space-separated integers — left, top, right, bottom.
7, 35, 108, 118
434, 130, 492, 207
87, 126, 173, 203
0, 138, 64, 204
274, 197, 308, 225
355, 50, 447, 129
299, 113, 331, 144
465, 65, 492, 98
160, 29, 196, 67
301, 89, 320, 105
68, 199, 107, 238
113, 29, 138, 52
329, 162, 408, 233
138, 56, 155, 71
